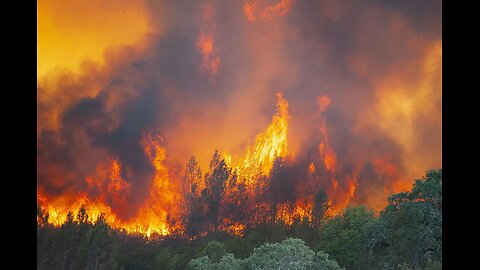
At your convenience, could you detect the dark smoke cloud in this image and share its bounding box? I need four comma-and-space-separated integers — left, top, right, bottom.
38, 0, 441, 217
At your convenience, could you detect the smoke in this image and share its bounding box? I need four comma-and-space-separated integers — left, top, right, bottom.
37, 0, 441, 228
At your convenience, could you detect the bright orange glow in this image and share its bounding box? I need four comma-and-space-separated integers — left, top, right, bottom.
324, 149, 336, 171
38, 134, 184, 237
275, 200, 313, 225
243, 2, 257, 22
127, 133, 184, 236
107, 160, 131, 209
37, 193, 120, 227
313, 95, 361, 215
38, 93, 291, 236
309, 162, 315, 173
220, 219, 246, 237
236, 93, 289, 186
197, 1, 221, 75
361, 41, 442, 185
243, 0, 294, 22
197, 33, 215, 56
37, 0, 151, 79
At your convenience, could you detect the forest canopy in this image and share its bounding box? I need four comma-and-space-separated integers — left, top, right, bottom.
37, 169, 442, 270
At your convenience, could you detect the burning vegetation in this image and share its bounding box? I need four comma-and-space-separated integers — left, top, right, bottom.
37, 0, 441, 239
37, 92, 418, 237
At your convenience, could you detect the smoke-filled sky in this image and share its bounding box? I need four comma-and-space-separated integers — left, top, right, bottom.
37, 0, 441, 219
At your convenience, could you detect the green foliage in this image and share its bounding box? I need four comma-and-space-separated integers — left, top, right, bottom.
37, 207, 120, 270
187, 238, 341, 270
424, 259, 442, 270
222, 231, 265, 259
187, 254, 241, 270
312, 251, 345, 270
186, 256, 211, 270
243, 238, 316, 269
243, 238, 342, 270
197, 241, 227, 263
317, 205, 375, 270
372, 169, 442, 269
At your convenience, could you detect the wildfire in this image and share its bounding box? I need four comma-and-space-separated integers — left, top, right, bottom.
197, 0, 221, 75
37, 92, 407, 237
309, 162, 315, 174
37, 134, 184, 237
243, 0, 294, 22
275, 200, 313, 225
236, 92, 289, 186
37, 194, 119, 227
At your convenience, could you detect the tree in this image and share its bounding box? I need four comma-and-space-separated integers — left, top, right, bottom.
203, 150, 231, 230
197, 241, 227, 263
243, 238, 342, 270
184, 156, 207, 237
76, 204, 90, 225
312, 190, 329, 228
316, 206, 375, 270
186, 238, 341, 270
187, 254, 241, 270
37, 207, 50, 227
85, 213, 120, 270
184, 156, 203, 198
373, 169, 442, 269
312, 251, 345, 270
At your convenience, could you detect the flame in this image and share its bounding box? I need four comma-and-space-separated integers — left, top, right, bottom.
220, 219, 246, 237
37, 193, 119, 227
107, 160, 131, 211
275, 200, 313, 225
309, 162, 315, 173
37, 93, 290, 237
243, 0, 294, 22
37, 92, 360, 236
125, 134, 184, 237
314, 95, 360, 215
38, 134, 184, 237
197, 1, 221, 75
236, 92, 289, 186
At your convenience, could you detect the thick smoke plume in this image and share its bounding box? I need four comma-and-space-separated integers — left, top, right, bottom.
37, 0, 441, 236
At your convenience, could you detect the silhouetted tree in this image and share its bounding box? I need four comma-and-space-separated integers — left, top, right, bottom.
184, 156, 210, 237
184, 156, 203, 198
312, 190, 329, 228
203, 150, 231, 230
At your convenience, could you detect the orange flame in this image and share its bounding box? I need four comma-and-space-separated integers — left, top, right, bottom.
236, 92, 289, 187
243, 0, 294, 22
197, 1, 221, 75
38, 134, 184, 237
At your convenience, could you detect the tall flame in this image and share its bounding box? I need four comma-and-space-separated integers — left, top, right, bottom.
237, 92, 289, 186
